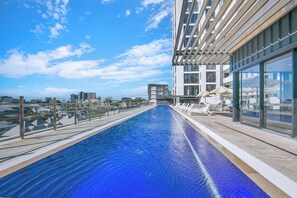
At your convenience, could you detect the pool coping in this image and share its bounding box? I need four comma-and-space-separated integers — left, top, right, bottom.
170, 106, 297, 198
0, 105, 155, 178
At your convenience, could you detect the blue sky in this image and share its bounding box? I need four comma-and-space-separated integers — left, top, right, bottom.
0, 0, 172, 100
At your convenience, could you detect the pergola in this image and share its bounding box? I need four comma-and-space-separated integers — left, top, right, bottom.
172, 0, 296, 66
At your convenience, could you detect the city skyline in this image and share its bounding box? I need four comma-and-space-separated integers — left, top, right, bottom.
0, 0, 173, 99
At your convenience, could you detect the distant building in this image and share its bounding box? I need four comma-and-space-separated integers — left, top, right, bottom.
83, 92, 96, 101
30, 99, 42, 104
70, 94, 77, 103
83, 93, 88, 101
72, 92, 97, 102
78, 92, 85, 102
45, 97, 53, 103
0, 96, 13, 103
223, 65, 232, 88
12, 98, 19, 103
148, 84, 171, 104
87, 92, 96, 100
121, 97, 131, 101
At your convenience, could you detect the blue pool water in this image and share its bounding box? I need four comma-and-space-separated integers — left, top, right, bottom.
0, 106, 268, 197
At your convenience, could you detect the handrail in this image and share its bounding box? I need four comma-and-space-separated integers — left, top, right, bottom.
0, 97, 151, 139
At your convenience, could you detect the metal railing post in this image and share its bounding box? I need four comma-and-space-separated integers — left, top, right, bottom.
88, 96, 91, 121
19, 96, 24, 139
74, 99, 77, 125
53, 98, 57, 131
99, 102, 101, 119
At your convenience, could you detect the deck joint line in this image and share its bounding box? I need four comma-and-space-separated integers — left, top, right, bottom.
214, 121, 297, 157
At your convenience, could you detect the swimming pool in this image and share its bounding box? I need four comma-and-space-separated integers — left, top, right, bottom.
0, 106, 268, 197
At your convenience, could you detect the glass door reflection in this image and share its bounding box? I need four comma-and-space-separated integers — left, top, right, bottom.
264, 54, 293, 134
240, 65, 260, 127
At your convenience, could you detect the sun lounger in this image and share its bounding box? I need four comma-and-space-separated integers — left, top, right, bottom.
176, 103, 188, 110
179, 103, 194, 112
187, 104, 212, 116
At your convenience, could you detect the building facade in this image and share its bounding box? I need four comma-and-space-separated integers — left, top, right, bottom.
147, 84, 170, 104
71, 92, 97, 103
231, 6, 297, 137
172, 0, 297, 137
172, 0, 228, 103
70, 94, 77, 103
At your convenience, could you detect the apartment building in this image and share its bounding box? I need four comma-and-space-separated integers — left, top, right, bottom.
147, 84, 170, 104
172, 0, 229, 104
71, 92, 97, 103
172, 0, 297, 137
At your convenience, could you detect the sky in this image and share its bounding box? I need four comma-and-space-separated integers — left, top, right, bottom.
0, 0, 173, 100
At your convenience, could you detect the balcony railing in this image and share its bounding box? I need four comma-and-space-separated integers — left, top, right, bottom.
0, 97, 151, 140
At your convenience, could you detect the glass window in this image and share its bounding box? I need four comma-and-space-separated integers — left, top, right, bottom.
187, 25, 193, 35
206, 72, 216, 82
184, 38, 189, 47
194, 2, 199, 12
186, 2, 192, 12
184, 74, 199, 84
264, 54, 292, 134
184, 86, 199, 96
184, 14, 189, 24
184, 65, 199, 72
240, 65, 260, 127
224, 72, 229, 78
191, 14, 198, 23
206, 84, 216, 91
208, 0, 214, 6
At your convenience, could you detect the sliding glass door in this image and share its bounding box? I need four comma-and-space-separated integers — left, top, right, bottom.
240, 65, 260, 127
264, 54, 292, 134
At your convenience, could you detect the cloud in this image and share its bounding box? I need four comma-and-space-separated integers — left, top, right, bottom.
135, 7, 144, 14
101, 0, 112, 4
145, 7, 171, 31
49, 23, 65, 38
125, 9, 131, 17
85, 35, 91, 39
31, 24, 45, 37
41, 87, 78, 96
0, 39, 171, 82
31, 0, 70, 39
117, 39, 171, 58
141, 0, 165, 7
102, 39, 171, 82
0, 88, 28, 98
121, 86, 148, 97
137, 0, 172, 32
0, 43, 95, 78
